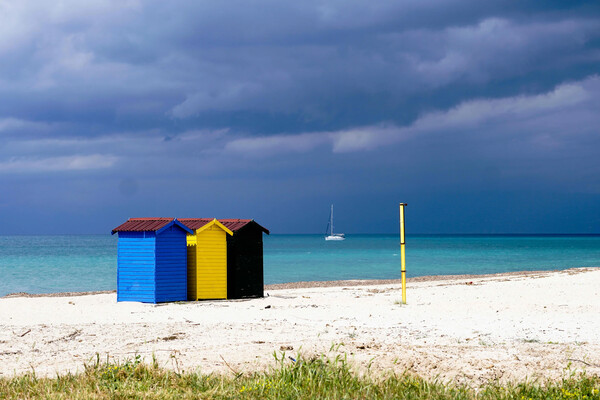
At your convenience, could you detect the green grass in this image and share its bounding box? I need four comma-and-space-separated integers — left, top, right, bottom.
0, 353, 599, 399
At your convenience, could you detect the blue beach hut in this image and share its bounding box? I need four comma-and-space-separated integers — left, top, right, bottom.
111, 218, 193, 303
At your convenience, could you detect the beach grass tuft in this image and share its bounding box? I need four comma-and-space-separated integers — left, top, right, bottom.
0, 353, 599, 399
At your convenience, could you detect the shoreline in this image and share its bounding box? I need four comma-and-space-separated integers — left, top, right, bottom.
3, 266, 598, 298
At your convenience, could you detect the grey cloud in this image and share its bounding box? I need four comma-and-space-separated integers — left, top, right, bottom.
0, 1, 598, 132
219, 76, 599, 154
0, 154, 117, 173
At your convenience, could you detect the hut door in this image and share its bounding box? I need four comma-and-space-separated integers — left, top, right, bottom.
195, 224, 227, 299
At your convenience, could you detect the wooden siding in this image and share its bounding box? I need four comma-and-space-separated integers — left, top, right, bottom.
227, 226, 264, 299
154, 225, 188, 303
194, 224, 228, 299
186, 234, 197, 300
117, 231, 156, 303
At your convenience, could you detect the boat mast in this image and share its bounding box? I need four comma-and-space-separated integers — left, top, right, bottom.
330, 204, 334, 235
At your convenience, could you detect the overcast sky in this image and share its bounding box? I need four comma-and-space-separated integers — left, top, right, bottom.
0, 0, 599, 234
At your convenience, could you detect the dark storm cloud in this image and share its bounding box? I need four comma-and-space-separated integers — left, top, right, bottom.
0, 0, 599, 233
1, 1, 598, 128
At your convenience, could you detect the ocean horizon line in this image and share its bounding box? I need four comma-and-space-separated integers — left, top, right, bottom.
1, 232, 600, 237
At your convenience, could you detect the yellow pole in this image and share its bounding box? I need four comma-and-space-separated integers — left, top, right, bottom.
399, 203, 407, 304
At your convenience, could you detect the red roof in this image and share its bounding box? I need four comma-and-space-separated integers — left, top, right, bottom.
179, 218, 270, 234
176, 218, 213, 230
112, 218, 269, 235
111, 218, 174, 234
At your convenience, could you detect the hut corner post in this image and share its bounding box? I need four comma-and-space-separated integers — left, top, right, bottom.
399, 203, 407, 304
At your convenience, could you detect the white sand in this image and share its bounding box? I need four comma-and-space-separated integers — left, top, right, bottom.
1, 268, 599, 385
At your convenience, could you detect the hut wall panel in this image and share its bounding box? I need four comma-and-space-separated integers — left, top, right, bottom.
186, 235, 197, 300
227, 227, 264, 299
117, 231, 156, 303
195, 225, 227, 299
154, 225, 188, 303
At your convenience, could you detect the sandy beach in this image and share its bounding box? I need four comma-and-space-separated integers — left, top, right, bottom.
1, 267, 599, 385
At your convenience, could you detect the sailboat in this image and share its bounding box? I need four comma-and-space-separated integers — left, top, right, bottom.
325, 204, 345, 241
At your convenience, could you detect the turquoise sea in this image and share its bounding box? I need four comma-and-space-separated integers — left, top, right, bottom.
1, 234, 599, 297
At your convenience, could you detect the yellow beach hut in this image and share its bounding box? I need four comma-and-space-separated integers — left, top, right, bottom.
185, 219, 233, 300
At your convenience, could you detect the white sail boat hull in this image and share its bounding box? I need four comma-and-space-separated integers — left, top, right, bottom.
325, 234, 345, 241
